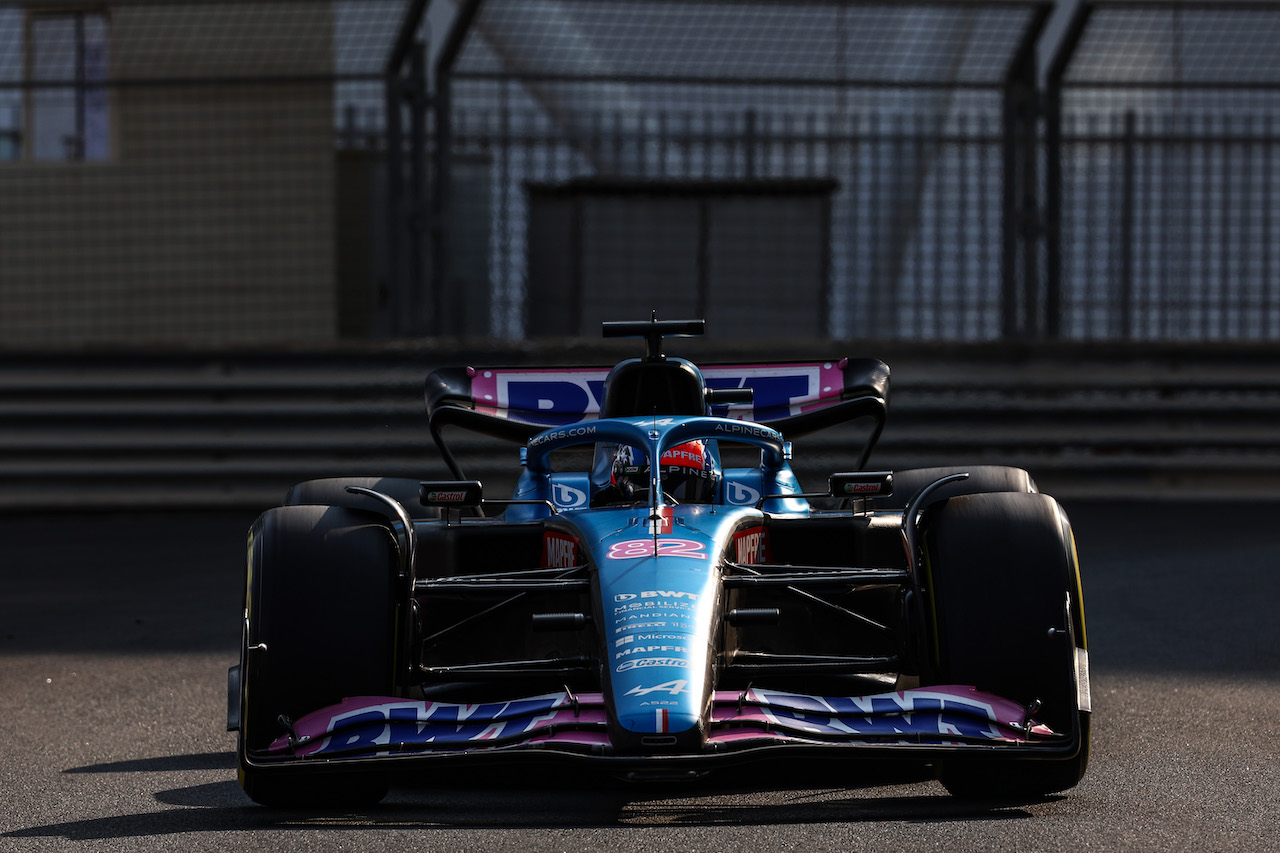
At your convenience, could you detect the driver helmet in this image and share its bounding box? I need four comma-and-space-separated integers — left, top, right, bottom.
610, 439, 721, 504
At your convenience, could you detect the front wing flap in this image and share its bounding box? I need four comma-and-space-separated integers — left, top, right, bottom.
256, 686, 1065, 763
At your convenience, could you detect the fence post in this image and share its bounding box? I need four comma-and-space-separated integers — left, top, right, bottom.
1042, 2, 1093, 340
385, 72, 403, 333
406, 42, 430, 336
429, 0, 484, 337
1118, 109, 1137, 340
1001, 3, 1051, 340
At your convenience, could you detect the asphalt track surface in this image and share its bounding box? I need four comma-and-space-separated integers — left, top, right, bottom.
2, 502, 1279, 852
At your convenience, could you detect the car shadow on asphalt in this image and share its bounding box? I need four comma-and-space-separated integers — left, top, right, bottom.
5, 752, 1050, 841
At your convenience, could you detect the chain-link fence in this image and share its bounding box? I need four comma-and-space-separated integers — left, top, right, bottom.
1047, 0, 1280, 341
433, 0, 1049, 341
7, 1, 1280, 346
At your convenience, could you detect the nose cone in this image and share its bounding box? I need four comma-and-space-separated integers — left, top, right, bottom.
608, 636, 712, 753
617, 706, 700, 735
614, 707, 706, 752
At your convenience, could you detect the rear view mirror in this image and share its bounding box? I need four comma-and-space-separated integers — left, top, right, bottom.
829, 472, 893, 499
419, 480, 484, 507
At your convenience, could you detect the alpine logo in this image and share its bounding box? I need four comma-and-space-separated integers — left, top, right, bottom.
713, 422, 780, 441
624, 680, 689, 697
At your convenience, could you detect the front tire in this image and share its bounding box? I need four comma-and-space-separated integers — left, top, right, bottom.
238, 505, 400, 807
920, 491, 1089, 799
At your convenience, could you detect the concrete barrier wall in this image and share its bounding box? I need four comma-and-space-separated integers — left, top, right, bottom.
4, 342, 1279, 512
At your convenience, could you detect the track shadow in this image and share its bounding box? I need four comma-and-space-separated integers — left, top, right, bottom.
4, 752, 1047, 841
5, 788, 1040, 842
63, 751, 236, 774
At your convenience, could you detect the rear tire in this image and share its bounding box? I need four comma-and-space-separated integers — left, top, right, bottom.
238, 505, 400, 807
284, 476, 440, 521
878, 465, 1036, 511
920, 492, 1089, 799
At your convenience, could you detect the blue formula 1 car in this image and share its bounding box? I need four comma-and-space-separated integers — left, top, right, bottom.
228, 317, 1090, 807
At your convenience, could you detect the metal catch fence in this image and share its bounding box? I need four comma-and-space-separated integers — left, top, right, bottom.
4, 1, 1280, 345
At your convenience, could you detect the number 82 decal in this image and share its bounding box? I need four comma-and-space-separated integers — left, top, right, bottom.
606, 539, 707, 560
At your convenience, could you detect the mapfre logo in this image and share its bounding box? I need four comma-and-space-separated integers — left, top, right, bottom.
543, 532, 578, 568
733, 527, 767, 565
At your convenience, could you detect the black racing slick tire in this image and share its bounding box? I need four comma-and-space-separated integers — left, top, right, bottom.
920, 491, 1089, 800
238, 505, 399, 808
284, 477, 441, 521
877, 465, 1037, 511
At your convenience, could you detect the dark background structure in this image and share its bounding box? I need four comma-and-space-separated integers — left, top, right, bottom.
4, 0, 1280, 508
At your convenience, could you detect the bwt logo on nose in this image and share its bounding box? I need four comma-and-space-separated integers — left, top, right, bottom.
614, 590, 699, 602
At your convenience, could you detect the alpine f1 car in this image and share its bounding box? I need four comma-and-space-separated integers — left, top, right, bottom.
228, 317, 1090, 807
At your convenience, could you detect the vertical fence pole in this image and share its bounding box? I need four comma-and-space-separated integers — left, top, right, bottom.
1119, 110, 1136, 340
1003, 50, 1018, 338
1266, 115, 1274, 337
1000, 75, 1025, 338
1001, 2, 1051, 339
408, 42, 429, 335
1221, 114, 1233, 340
386, 67, 405, 334
430, 72, 452, 337
428, 0, 484, 337
384, 48, 429, 336
1043, 2, 1091, 340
